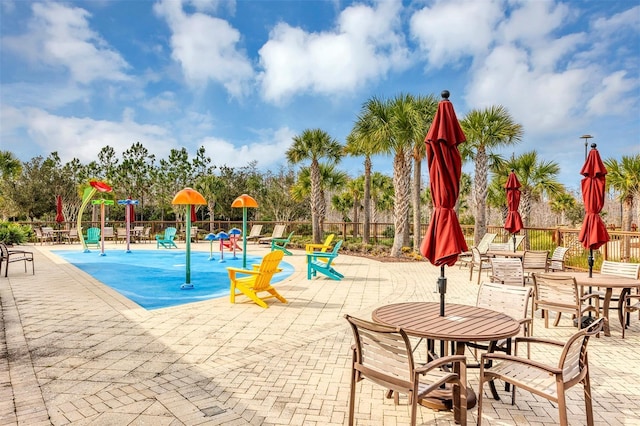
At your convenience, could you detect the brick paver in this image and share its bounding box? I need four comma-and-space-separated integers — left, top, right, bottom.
1, 242, 640, 425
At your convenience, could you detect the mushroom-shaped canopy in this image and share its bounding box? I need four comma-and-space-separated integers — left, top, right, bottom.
229, 228, 242, 236
172, 188, 206, 205
90, 180, 113, 192
204, 233, 218, 241
216, 231, 229, 239
231, 194, 258, 208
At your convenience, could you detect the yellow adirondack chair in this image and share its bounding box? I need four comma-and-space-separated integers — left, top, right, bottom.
227, 250, 287, 308
305, 233, 335, 263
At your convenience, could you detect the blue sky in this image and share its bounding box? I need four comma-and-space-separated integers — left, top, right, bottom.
1, 0, 638, 192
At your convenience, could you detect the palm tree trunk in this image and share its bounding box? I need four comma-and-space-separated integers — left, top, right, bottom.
412, 156, 422, 252
363, 157, 371, 245
391, 149, 412, 257
473, 148, 488, 245
311, 161, 322, 244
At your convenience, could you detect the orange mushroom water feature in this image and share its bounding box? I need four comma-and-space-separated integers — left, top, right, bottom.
231, 194, 258, 268
172, 188, 207, 289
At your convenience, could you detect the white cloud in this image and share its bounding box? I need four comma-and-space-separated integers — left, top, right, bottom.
409, 0, 503, 66
2, 106, 175, 164
154, 0, 253, 97
199, 126, 294, 168
586, 71, 637, 116
258, 0, 410, 104
2, 2, 129, 84
466, 44, 590, 133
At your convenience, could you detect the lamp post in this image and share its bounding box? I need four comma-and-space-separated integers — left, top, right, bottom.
581, 134, 593, 160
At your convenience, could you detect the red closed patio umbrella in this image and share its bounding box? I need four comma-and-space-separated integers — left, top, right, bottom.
578, 143, 610, 277
55, 195, 64, 225
419, 90, 468, 316
504, 170, 523, 252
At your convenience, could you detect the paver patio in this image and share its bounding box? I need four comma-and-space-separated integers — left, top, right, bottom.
1, 243, 639, 425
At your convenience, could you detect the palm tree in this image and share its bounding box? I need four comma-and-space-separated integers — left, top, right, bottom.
498, 152, 564, 225
460, 106, 523, 245
195, 174, 225, 232
291, 163, 348, 228
286, 129, 343, 243
550, 193, 577, 226
356, 94, 423, 257
345, 130, 379, 245
605, 155, 640, 230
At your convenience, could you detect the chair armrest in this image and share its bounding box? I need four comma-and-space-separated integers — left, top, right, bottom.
8, 249, 32, 255
580, 293, 602, 304
415, 354, 467, 374
227, 267, 260, 276
480, 352, 562, 375
514, 336, 564, 348
271, 238, 288, 244
307, 252, 337, 260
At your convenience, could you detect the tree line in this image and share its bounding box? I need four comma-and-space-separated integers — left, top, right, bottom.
1, 93, 639, 257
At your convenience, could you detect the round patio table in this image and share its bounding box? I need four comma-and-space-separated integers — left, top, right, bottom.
372, 302, 520, 410
556, 271, 640, 337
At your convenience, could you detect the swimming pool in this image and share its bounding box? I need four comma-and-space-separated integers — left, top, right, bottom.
52, 250, 294, 310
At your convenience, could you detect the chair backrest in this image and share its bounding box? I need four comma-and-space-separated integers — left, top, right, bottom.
329, 240, 343, 256
42, 226, 54, 237
532, 273, 579, 310
87, 227, 100, 240
523, 250, 549, 272
271, 224, 286, 238
116, 227, 126, 237
190, 227, 198, 237
601, 260, 640, 279
558, 318, 603, 383
477, 281, 532, 323
253, 250, 285, 291
513, 235, 525, 249
68, 228, 78, 237
549, 246, 569, 271
164, 227, 177, 240
471, 246, 485, 263
345, 315, 414, 388
0, 242, 9, 258
103, 227, 114, 237
321, 233, 336, 251
488, 242, 510, 251
490, 257, 524, 286
476, 233, 497, 254
248, 224, 263, 237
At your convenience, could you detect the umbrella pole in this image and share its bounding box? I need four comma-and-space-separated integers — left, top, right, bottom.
513, 233, 516, 252
438, 265, 446, 317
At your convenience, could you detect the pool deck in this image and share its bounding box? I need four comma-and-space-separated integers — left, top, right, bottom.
1, 242, 639, 425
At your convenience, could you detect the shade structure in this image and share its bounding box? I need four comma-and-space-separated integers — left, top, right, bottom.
231, 194, 259, 268
419, 90, 468, 316
504, 170, 524, 252
55, 195, 64, 224
171, 188, 207, 289
578, 144, 610, 277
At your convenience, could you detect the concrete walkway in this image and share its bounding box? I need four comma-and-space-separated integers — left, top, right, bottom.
1, 242, 639, 425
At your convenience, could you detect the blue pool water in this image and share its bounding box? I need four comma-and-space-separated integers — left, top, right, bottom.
52, 250, 294, 310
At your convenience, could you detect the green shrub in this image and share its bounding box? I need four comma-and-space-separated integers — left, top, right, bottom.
0, 222, 31, 245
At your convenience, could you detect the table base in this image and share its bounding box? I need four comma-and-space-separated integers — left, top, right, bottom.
419, 386, 476, 410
